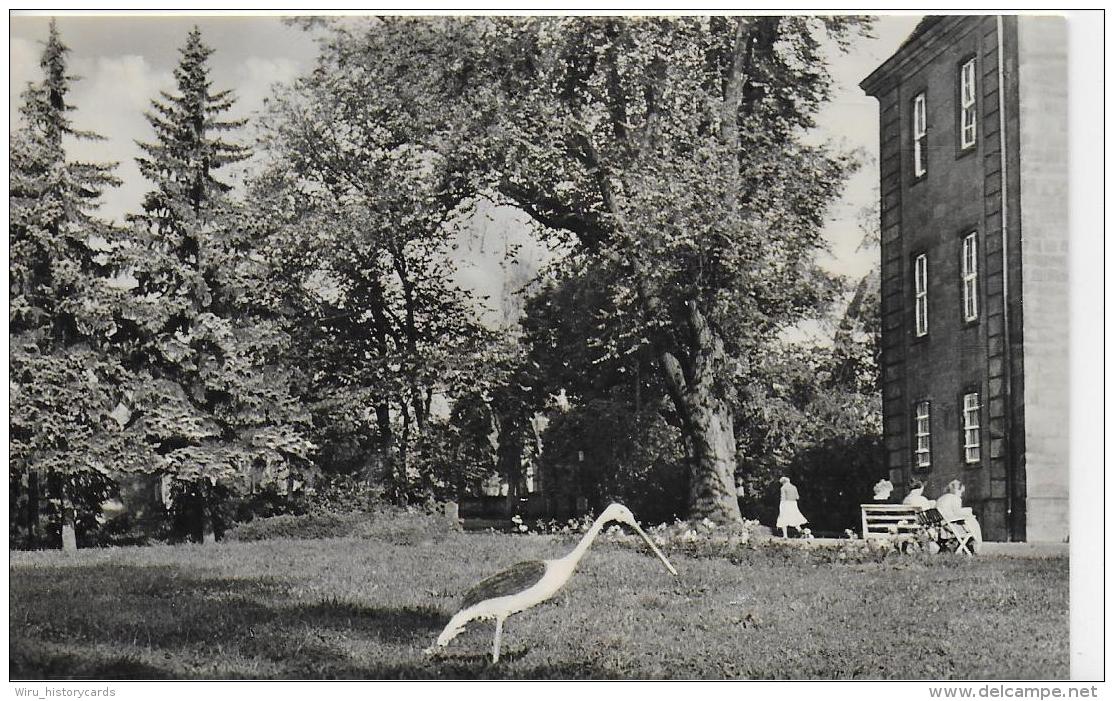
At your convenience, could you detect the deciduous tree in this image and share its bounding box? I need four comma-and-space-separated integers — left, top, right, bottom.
306, 16, 868, 522
252, 59, 496, 501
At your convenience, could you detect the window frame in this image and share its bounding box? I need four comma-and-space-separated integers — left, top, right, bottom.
912, 92, 928, 178
959, 57, 977, 150
914, 400, 932, 469
962, 231, 979, 322
914, 253, 929, 337
962, 392, 981, 464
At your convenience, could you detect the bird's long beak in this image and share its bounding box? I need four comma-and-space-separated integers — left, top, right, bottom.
630, 521, 678, 576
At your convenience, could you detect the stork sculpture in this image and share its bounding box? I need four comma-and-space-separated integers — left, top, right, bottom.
425, 503, 677, 663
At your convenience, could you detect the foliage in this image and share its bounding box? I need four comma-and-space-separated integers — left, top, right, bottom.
9, 21, 130, 548
303, 474, 384, 515
520, 261, 666, 412
223, 502, 449, 544
250, 50, 500, 501
537, 400, 688, 524
223, 511, 368, 543
506, 513, 764, 561
508, 513, 597, 535
298, 16, 872, 521
165, 481, 236, 543
112, 27, 315, 535
405, 417, 492, 502
735, 341, 883, 533
8, 18, 890, 545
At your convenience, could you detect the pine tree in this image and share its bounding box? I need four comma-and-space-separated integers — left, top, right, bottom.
133, 27, 250, 257
117, 27, 313, 542
9, 20, 126, 550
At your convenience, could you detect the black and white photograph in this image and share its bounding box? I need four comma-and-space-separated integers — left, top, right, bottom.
7, 8, 1103, 687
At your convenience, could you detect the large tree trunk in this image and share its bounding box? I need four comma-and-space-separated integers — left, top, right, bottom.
683, 390, 742, 523
660, 302, 743, 524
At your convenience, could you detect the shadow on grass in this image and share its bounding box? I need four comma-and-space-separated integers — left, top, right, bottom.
10, 645, 176, 681
11, 563, 329, 679
296, 598, 449, 644
11, 562, 611, 680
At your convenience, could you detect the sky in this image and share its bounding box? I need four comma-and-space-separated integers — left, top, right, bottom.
9, 12, 922, 325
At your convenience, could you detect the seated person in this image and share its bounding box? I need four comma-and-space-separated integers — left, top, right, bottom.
901, 479, 935, 509
936, 479, 983, 547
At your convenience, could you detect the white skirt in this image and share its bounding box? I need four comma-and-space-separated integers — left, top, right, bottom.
777, 500, 808, 528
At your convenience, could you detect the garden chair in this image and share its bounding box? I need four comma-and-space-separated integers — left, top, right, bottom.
916, 508, 975, 555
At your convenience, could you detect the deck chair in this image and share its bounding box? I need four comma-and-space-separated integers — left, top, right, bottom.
916, 508, 976, 555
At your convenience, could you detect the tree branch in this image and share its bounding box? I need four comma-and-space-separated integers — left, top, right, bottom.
496, 180, 607, 247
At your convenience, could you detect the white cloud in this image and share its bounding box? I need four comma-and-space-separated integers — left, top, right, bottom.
10, 37, 41, 127
232, 56, 303, 119
61, 55, 174, 222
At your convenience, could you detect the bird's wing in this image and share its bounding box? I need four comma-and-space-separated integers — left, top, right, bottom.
461, 560, 548, 610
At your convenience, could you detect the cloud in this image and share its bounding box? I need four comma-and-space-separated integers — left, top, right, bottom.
232, 56, 304, 118
10, 37, 41, 127
61, 55, 174, 222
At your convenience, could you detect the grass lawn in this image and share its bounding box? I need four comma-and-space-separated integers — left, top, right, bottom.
9, 526, 1068, 680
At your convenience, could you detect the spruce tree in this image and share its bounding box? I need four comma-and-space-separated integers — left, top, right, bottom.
9, 20, 126, 550
117, 27, 313, 542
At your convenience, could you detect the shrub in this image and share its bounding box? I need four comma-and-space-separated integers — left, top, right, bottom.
224, 511, 368, 542
739, 434, 885, 536
537, 400, 688, 524
302, 474, 381, 515
224, 503, 452, 544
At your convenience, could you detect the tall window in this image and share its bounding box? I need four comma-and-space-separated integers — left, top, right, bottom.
914, 401, 932, 468
912, 92, 927, 177
963, 393, 981, 463
960, 58, 977, 149
962, 232, 979, 321
914, 253, 928, 337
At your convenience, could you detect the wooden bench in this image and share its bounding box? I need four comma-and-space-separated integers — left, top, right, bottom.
860, 504, 924, 541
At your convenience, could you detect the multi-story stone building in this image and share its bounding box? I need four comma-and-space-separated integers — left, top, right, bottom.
860, 16, 1068, 541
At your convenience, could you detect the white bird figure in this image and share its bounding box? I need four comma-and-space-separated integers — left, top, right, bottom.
426, 502, 677, 663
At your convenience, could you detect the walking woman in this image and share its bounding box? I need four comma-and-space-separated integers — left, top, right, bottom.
776, 476, 808, 538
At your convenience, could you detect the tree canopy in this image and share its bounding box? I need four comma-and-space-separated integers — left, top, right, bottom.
302, 16, 870, 522
9, 17, 884, 545
251, 41, 503, 501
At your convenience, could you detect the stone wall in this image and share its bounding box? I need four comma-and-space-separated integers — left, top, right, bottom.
1016, 16, 1070, 542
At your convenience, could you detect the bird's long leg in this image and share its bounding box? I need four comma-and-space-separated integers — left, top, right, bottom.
492, 617, 504, 664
